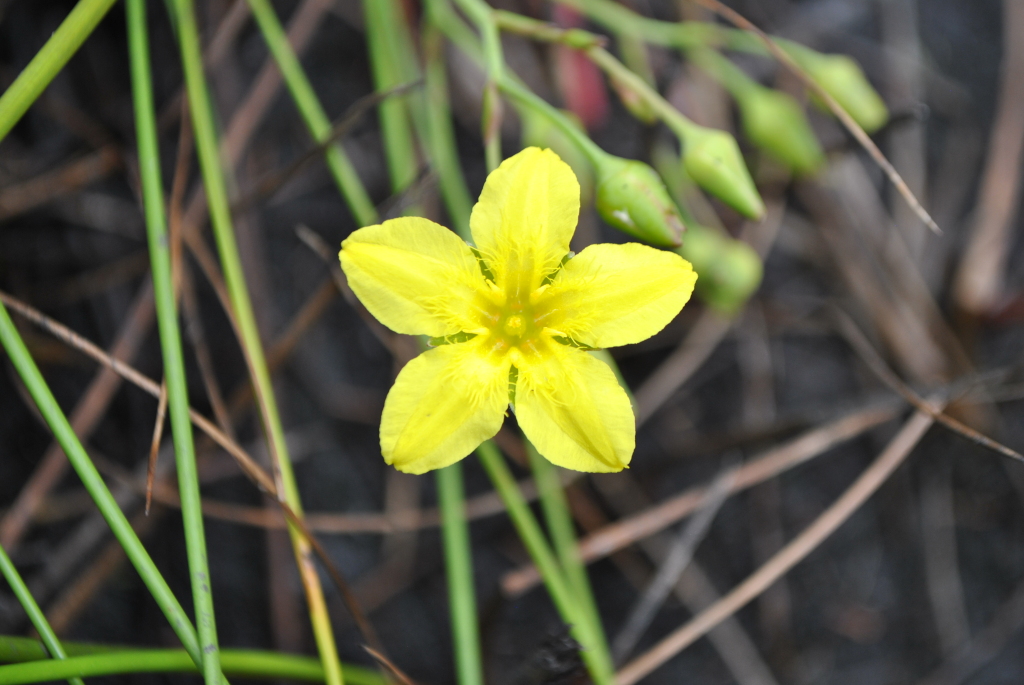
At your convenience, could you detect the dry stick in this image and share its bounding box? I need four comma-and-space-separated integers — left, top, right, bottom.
616, 406, 940, 685
0, 289, 385, 653
582, 475, 780, 685
144, 381, 168, 515
501, 402, 900, 595
634, 311, 733, 427
180, 261, 235, 439
46, 508, 162, 634
0, 145, 121, 221
688, 0, 939, 234
952, 0, 1024, 314
833, 308, 1024, 462
919, 460, 970, 657
611, 467, 736, 664
364, 646, 419, 685
917, 574, 1024, 685
95, 464, 539, 533
230, 80, 420, 215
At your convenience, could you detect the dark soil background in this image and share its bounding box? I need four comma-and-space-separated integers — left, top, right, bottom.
3, 0, 1024, 684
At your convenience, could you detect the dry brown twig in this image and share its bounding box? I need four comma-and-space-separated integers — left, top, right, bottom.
833, 307, 1024, 461
615, 405, 941, 684
501, 401, 900, 595
144, 381, 168, 515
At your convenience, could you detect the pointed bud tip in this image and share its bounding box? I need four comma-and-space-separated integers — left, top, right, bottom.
682, 128, 765, 220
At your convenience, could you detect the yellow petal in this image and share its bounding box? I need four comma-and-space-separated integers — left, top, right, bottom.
539, 243, 697, 348
515, 340, 634, 472
470, 147, 579, 296
381, 338, 510, 474
340, 217, 487, 337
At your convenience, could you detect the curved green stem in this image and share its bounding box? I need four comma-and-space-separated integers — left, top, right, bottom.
0, 642, 383, 685
0, 0, 117, 143
0, 547, 84, 685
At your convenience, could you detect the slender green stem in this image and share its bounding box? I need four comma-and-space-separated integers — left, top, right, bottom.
0, 0, 117, 143
126, 1, 222, 683
244, 0, 377, 227
0, 302, 208, 672
425, 1, 608, 169
437, 465, 484, 685
453, 0, 505, 169
0, 642, 383, 685
167, 1, 343, 684
559, 0, 811, 60
423, 20, 474, 235
526, 446, 614, 682
477, 442, 613, 685
0, 547, 84, 685
493, 11, 702, 142
687, 47, 760, 100
362, 0, 419, 194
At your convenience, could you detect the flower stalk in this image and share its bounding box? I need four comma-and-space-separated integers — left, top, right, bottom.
127, 0, 222, 682
168, 0, 343, 683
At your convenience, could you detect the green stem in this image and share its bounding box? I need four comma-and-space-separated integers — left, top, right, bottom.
476, 442, 613, 685
686, 47, 760, 101
167, 1, 343, 684
0, 642, 382, 685
126, 2, 223, 684
0, 302, 207, 672
244, 0, 378, 227
437, 465, 484, 685
362, 0, 419, 194
559, 0, 809, 59
423, 20, 474, 235
492, 11, 702, 143
453, 0, 505, 170
526, 446, 614, 682
425, 1, 608, 169
0, 547, 84, 685
0, 0, 117, 144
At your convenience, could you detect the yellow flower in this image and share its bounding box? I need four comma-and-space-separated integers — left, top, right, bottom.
339, 148, 697, 474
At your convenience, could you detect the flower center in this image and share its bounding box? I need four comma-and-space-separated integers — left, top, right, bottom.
502, 314, 525, 338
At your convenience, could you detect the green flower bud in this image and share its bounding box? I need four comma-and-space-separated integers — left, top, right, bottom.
595, 156, 684, 247
737, 86, 825, 176
682, 127, 765, 220
676, 224, 762, 313
799, 52, 889, 134
521, 109, 595, 206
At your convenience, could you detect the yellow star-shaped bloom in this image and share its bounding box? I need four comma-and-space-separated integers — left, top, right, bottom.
339, 147, 697, 474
